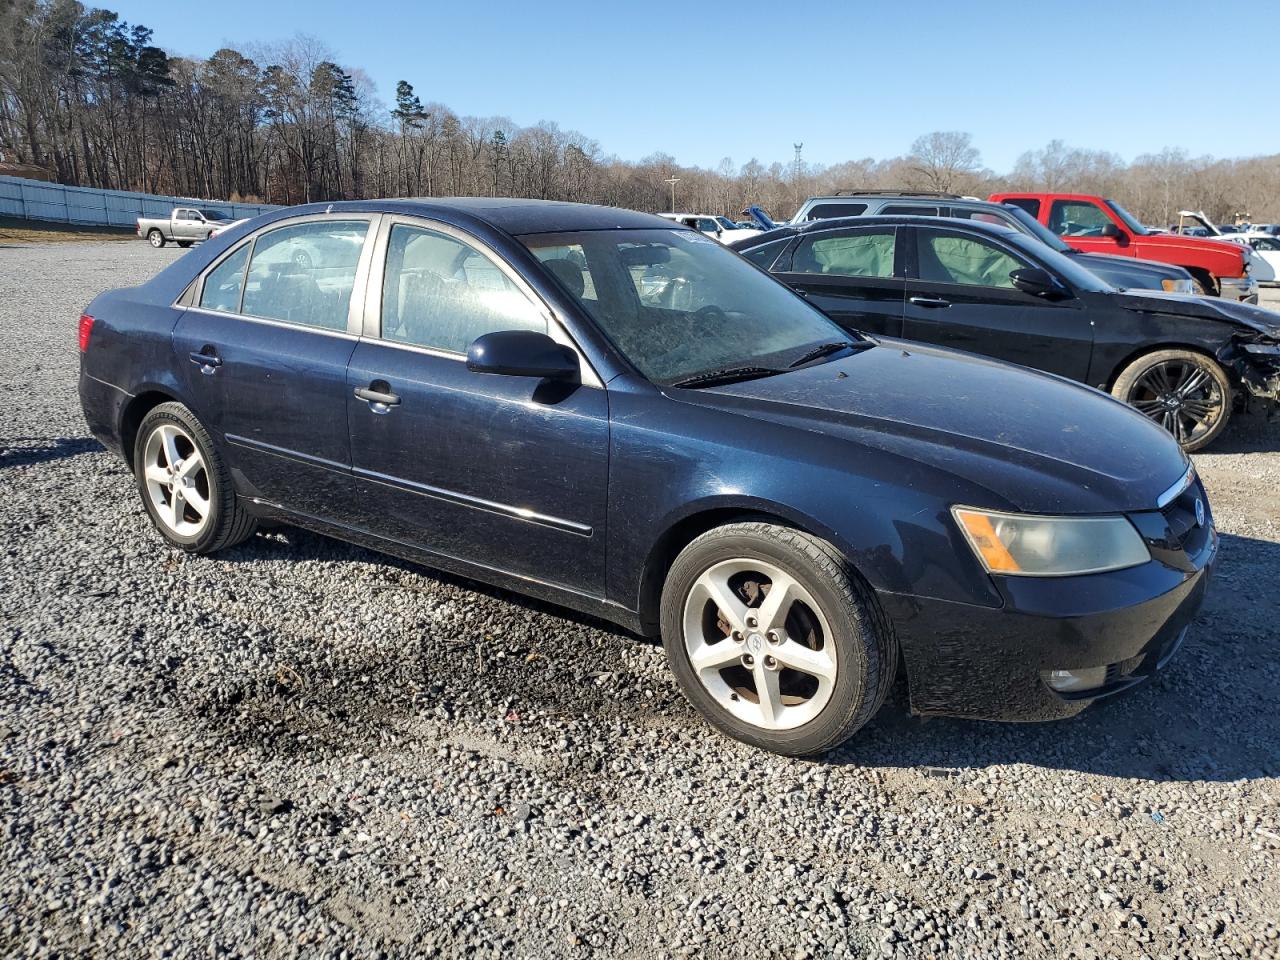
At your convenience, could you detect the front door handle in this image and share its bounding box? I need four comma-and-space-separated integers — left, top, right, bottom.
909, 296, 952, 309
354, 382, 401, 412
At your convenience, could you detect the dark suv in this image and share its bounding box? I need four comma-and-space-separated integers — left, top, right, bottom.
783, 192, 1198, 295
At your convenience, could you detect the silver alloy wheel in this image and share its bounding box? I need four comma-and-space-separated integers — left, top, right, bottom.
142, 423, 212, 538
148, 230, 163, 248
1127, 358, 1225, 446
681, 558, 836, 731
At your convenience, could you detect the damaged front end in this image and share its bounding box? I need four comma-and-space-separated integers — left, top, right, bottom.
1222, 337, 1280, 406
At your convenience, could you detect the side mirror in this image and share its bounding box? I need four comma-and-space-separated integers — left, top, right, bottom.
1010, 267, 1070, 300
1099, 222, 1121, 238
466, 330, 579, 380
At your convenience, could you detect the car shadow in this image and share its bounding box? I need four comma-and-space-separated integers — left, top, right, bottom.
222, 521, 1280, 784
0, 436, 104, 468
830, 530, 1279, 783
218, 524, 637, 639
1204, 406, 1280, 453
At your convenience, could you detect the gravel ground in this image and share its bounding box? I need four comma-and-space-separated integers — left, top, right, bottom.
1, 241, 1278, 959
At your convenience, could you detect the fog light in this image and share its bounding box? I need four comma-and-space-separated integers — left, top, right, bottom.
1044, 666, 1108, 693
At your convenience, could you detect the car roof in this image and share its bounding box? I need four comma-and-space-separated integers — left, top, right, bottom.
737, 214, 1020, 244
268, 197, 673, 236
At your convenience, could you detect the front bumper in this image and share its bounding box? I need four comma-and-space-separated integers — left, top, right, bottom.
881, 485, 1217, 722
1219, 275, 1258, 304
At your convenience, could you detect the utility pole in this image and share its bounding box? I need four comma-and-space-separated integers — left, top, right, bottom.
663, 176, 680, 213
792, 143, 803, 206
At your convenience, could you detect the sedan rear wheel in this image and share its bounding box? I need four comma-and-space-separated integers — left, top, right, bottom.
134, 402, 257, 553
661, 522, 896, 755
1112, 349, 1232, 452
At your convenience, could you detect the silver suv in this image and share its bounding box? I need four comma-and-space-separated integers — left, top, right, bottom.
785, 192, 1198, 295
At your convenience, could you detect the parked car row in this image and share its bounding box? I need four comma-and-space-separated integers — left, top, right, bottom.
730, 214, 1280, 451
84, 198, 1226, 756
784, 192, 1202, 295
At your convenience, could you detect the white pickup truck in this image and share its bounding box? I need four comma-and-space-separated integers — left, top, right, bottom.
136, 207, 244, 248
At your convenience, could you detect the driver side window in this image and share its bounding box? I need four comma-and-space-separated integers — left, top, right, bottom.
1049, 200, 1112, 237
916, 230, 1030, 289
380, 224, 546, 354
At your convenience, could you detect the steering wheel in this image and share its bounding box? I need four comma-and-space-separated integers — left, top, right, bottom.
693, 304, 728, 323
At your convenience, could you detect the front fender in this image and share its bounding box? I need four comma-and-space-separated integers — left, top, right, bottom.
605, 385, 1003, 622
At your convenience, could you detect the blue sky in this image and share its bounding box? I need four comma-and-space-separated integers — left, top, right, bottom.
113, 0, 1277, 173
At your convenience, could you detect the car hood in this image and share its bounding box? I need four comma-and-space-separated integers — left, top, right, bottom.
1110, 289, 1280, 338
674, 341, 1189, 515
1072, 251, 1182, 278
1134, 233, 1248, 268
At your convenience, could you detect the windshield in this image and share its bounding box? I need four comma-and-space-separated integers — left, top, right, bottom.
1003, 204, 1073, 253
522, 228, 854, 385
1104, 199, 1149, 236
715, 216, 739, 230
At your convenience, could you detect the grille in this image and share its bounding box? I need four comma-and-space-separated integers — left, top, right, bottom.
1159, 475, 1210, 555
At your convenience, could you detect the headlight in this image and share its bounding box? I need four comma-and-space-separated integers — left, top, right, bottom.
1160, 278, 1196, 294
952, 507, 1150, 577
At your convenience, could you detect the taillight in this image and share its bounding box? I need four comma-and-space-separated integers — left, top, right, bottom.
79, 314, 95, 352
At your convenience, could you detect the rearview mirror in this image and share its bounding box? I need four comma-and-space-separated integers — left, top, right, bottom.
467, 330, 579, 380
1010, 267, 1070, 300
620, 244, 670, 267
1099, 222, 1121, 238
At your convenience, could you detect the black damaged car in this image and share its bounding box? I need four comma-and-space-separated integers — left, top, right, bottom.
733, 216, 1280, 451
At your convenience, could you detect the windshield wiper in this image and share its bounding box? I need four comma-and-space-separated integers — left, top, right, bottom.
787, 340, 862, 368
667, 365, 784, 389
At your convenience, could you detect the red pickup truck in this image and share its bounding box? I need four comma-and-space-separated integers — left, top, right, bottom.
989, 192, 1258, 303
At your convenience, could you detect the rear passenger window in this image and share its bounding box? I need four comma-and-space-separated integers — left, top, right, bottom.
880, 204, 939, 216
792, 229, 896, 278
199, 245, 250, 313
240, 220, 368, 331
805, 202, 868, 220
740, 238, 791, 270
1003, 197, 1041, 218
380, 224, 545, 353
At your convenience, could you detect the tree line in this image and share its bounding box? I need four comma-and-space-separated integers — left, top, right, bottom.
3, 0, 1279, 225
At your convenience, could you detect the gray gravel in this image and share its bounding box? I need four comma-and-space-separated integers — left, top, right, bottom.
1, 240, 1278, 959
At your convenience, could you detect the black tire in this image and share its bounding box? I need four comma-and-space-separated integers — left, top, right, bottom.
660, 521, 896, 756
1187, 268, 1218, 297
133, 402, 257, 553
177, 240, 193, 248
1112, 349, 1233, 452
147, 229, 166, 248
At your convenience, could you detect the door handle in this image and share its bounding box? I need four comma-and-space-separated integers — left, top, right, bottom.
909, 296, 952, 309
189, 350, 222, 374
354, 383, 401, 410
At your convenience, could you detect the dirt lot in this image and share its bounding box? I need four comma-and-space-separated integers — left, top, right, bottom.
0, 242, 1277, 959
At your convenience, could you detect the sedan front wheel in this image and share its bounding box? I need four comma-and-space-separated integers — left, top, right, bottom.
661, 522, 896, 756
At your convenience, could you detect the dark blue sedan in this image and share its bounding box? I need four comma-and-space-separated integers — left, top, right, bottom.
78, 198, 1216, 755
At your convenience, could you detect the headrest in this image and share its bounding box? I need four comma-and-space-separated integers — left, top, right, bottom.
541, 258, 585, 298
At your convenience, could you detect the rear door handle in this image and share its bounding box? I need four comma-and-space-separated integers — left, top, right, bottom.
189, 350, 222, 373
909, 296, 951, 309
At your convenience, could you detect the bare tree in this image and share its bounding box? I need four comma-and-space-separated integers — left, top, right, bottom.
907, 131, 981, 193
